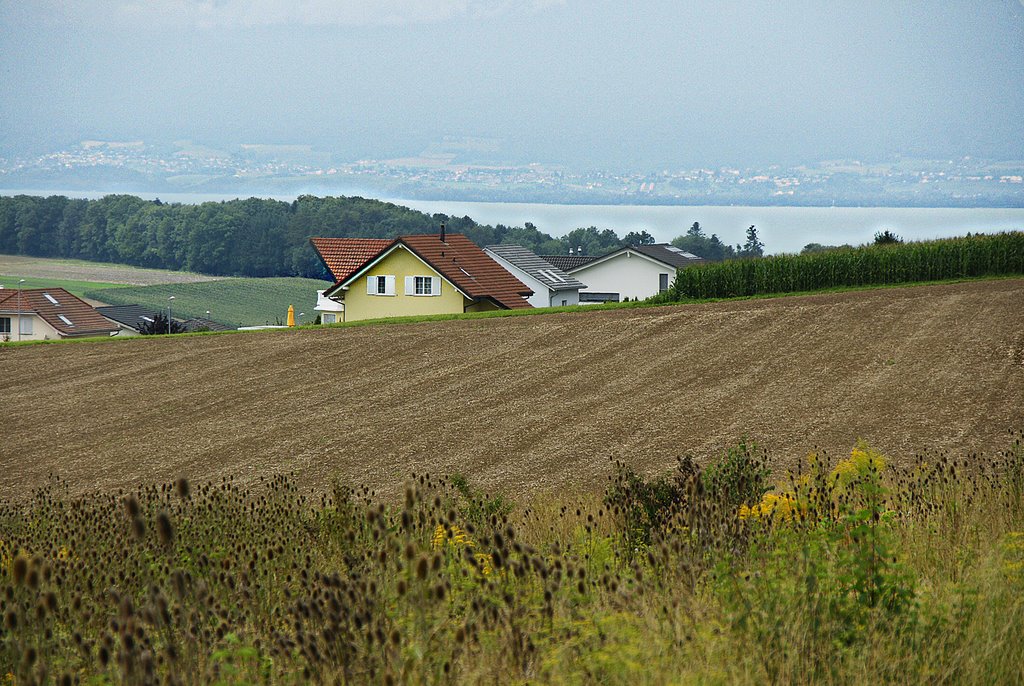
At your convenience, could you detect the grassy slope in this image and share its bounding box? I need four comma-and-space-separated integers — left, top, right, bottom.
3, 278, 1023, 498
0, 274, 124, 298
84, 277, 332, 327
0, 254, 219, 286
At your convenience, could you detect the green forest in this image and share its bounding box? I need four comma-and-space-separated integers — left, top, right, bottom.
0, 194, 662, 279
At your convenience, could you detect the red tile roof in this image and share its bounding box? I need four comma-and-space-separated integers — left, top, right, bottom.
0, 288, 119, 337
311, 234, 533, 310
399, 234, 533, 309
311, 238, 392, 283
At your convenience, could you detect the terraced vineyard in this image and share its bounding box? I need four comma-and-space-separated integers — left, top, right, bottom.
2, 278, 1022, 498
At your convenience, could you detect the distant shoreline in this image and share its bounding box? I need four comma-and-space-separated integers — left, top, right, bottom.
4, 189, 1022, 254
1, 187, 1022, 211
0, 186, 1019, 210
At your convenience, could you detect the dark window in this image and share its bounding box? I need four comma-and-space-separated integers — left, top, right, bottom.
0, 317, 10, 334
376, 276, 387, 294
659, 273, 669, 292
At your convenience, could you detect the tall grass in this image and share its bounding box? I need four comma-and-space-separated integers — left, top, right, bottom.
2, 433, 1023, 684
659, 231, 1024, 300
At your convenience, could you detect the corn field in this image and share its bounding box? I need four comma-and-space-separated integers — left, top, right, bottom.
662, 231, 1024, 300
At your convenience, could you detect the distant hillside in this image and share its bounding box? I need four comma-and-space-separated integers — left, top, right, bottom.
3, 279, 1022, 498
85, 277, 331, 327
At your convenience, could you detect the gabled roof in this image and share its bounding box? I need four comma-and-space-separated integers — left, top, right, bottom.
558, 243, 706, 273
484, 244, 587, 291
540, 254, 598, 272
0, 288, 120, 337
314, 233, 534, 310
631, 244, 706, 269
96, 304, 162, 331
311, 237, 392, 283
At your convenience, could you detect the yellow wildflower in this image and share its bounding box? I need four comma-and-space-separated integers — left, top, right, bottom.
432, 524, 474, 550
738, 492, 804, 522
832, 442, 887, 488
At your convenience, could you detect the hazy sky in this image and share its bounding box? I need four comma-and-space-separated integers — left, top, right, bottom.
2, 0, 1023, 168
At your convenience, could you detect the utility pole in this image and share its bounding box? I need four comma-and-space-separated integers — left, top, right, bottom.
17, 279, 25, 342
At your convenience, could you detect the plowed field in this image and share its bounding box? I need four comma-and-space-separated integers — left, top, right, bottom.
3, 279, 1023, 499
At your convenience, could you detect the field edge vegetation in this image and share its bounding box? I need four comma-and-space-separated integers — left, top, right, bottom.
655, 231, 1024, 301
2, 432, 1023, 684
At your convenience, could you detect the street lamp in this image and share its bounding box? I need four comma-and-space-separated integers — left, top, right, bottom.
167, 296, 175, 334
17, 279, 25, 342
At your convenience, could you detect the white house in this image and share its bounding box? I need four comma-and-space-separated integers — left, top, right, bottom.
544, 244, 705, 302
483, 244, 586, 308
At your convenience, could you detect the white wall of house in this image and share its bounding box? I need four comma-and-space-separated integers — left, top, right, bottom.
0, 313, 61, 342
572, 252, 673, 301
549, 288, 580, 307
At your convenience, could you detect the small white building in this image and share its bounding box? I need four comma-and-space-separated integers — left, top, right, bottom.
544, 244, 705, 302
483, 245, 586, 308
314, 289, 346, 324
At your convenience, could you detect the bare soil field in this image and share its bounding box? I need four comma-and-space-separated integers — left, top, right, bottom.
2, 279, 1023, 499
0, 254, 221, 286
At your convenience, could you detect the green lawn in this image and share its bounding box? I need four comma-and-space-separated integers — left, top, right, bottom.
84, 277, 333, 328
0, 274, 125, 299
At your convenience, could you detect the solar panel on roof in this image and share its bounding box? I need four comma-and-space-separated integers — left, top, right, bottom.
665, 246, 699, 259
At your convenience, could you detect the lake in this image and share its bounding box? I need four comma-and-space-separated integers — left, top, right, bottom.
3, 188, 1023, 254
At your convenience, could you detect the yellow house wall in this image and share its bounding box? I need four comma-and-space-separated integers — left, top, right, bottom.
341, 247, 472, 321
465, 300, 501, 313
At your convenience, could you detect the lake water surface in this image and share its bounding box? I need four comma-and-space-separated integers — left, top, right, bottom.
3, 188, 1022, 254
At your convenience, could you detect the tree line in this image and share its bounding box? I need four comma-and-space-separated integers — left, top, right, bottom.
0, 194, 763, 278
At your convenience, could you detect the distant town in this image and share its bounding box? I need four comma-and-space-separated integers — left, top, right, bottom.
1, 139, 1022, 208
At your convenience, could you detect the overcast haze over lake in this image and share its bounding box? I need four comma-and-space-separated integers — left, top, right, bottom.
2, 1, 1023, 168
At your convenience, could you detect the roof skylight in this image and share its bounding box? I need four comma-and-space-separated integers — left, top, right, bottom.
43, 293, 59, 305
58, 314, 74, 326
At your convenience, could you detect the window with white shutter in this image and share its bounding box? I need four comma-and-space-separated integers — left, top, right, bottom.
367, 275, 394, 296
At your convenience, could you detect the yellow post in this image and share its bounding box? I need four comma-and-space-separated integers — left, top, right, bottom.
287, 304, 295, 327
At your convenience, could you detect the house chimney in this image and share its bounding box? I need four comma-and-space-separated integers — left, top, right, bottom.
568, 247, 574, 255
440, 223, 446, 243
578, 245, 583, 254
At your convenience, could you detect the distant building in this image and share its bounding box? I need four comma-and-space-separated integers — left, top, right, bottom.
0, 288, 119, 341
484, 244, 586, 308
